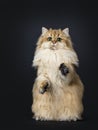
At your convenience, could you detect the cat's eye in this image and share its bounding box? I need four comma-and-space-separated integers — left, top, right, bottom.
47, 37, 52, 41
57, 37, 62, 42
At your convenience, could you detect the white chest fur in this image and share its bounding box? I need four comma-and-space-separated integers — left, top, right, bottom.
33, 49, 78, 68
33, 49, 78, 86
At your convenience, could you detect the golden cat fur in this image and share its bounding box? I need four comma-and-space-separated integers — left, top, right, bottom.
31, 27, 84, 121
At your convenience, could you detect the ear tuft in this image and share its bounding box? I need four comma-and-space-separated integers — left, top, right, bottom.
63, 28, 69, 37
42, 27, 48, 36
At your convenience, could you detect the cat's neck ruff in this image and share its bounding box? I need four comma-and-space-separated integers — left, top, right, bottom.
33, 48, 79, 67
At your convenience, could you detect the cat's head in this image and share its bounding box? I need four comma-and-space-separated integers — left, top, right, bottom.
36, 27, 73, 50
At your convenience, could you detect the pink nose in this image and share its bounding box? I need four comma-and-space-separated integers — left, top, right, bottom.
52, 41, 56, 44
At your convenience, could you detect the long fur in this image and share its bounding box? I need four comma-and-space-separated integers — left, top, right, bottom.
31, 27, 84, 121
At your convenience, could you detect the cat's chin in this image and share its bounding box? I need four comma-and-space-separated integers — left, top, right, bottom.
50, 47, 64, 50
50, 47, 57, 50
50, 45, 58, 50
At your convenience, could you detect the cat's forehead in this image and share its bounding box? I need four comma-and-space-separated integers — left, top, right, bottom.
47, 29, 62, 36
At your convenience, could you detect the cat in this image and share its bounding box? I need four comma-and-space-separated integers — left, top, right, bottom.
31, 27, 84, 121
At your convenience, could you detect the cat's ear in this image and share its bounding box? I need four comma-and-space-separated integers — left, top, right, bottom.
63, 28, 69, 37
42, 27, 48, 36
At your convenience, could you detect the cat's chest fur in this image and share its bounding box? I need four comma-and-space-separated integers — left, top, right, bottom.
33, 49, 78, 69
39, 49, 64, 68
34, 49, 65, 69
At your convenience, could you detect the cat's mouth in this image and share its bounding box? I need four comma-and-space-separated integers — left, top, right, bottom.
50, 44, 57, 50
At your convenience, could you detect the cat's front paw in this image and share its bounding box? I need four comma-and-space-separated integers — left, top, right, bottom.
59, 63, 69, 76
39, 81, 49, 94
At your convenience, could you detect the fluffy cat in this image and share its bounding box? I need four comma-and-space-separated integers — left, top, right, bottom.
31, 27, 84, 121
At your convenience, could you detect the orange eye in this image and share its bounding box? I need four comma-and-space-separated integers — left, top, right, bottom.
47, 37, 52, 41
57, 37, 62, 42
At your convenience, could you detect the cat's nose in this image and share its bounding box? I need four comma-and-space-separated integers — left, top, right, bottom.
52, 40, 56, 44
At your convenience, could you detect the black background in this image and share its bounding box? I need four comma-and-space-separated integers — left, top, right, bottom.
0, 0, 98, 129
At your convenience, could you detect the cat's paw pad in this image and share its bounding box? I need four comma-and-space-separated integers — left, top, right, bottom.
39, 81, 49, 94
59, 63, 69, 76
